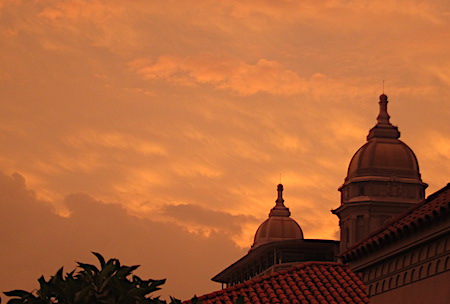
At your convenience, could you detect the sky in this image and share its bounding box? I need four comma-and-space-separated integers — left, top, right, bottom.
1, 0, 450, 300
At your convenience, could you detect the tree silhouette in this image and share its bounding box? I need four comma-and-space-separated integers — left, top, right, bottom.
2, 252, 246, 304
3, 252, 170, 304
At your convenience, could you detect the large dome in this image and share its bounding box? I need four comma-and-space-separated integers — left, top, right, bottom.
347, 138, 420, 180
345, 94, 422, 182
251, 184, 303, 250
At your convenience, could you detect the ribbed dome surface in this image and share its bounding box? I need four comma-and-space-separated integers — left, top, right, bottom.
253, 216, 303, 248
251, 184, 303, 250
347, 138, 420, 180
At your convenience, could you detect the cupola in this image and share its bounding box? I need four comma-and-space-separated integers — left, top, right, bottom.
346, 94, 421, 182
333, 94, 427, 253
251, 184, 303, 250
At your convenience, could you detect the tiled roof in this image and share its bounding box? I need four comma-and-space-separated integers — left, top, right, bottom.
212, 239, 339, 284
184, 262, 369, 304
341, 183, 450, 262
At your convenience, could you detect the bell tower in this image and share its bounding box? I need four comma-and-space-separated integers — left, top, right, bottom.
332, 94, 427, 252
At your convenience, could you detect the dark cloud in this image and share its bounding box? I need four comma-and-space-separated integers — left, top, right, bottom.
0, 171, 245, 300
161, 203, 259, 236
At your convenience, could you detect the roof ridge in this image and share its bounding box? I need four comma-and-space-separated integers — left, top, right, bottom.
184, 261, 368, 304
426, 182, 450, 201
197, 261, 347, 300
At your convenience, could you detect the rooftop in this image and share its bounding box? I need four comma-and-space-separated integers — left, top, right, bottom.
187, 262, 369, 304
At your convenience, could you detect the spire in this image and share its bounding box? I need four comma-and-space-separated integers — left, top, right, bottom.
269, 184, 291, 217
367, 94, 400, 140
276, 183, 284, 204
376, 94, 391, 126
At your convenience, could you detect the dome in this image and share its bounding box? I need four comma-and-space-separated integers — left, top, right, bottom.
347, 138, 420, 180
251, 184, 303, 250
346, 94, 421, 181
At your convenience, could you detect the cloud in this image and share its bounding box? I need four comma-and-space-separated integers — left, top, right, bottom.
160, 203, 259, 238
39, 0, 123, 22
130, 54, 309, 96
129, 53, 388, 99
0, 171, 245, 300
226, 0, 448, 25
64, 130, 167, 157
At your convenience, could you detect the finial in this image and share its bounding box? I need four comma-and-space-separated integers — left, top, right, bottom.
269, 184, 290, 217
276, 184, 284, 205
377, 93, 390, 126
367, 94, 400, 140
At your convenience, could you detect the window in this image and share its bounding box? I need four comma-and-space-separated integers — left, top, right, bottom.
359, 185, 365, 195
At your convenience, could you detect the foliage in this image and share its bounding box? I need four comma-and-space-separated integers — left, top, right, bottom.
2, 252, 245, 304
3, 252, 168, 304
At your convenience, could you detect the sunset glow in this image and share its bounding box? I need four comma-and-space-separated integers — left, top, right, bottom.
1, 0, 450, 300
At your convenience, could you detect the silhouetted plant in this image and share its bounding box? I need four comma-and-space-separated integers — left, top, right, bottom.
3, 252, 168, 304
2, 253, 246, 304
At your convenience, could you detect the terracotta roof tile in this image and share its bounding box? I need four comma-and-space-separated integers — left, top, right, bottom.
341, 183, 450, 262
184, 262, 369, 304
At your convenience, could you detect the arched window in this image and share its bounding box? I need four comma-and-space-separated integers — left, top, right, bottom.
376, 265, 382, 277
445, 236, 450, 251
411, 269, 416, 281
395, 257, 401, 270
403, 271, 409, 284
426, 244, 432, 259
395, 274, 400, 287
375, 282, 380, 294
436, 259, 443, 273
418, 266, 424, 279
388, 261, 394, 273
427, 262, 434, 276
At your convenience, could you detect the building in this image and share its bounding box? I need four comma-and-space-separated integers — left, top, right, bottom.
212, 184, 339, 288
340, 183, 450, 303
332, 94, 427, 253
186, 94, 449, 303
331, 94, 450, 303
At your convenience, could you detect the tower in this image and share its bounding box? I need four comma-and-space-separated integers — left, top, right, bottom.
332, 94, 427, 253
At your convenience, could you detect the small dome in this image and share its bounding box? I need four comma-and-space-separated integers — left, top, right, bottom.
251, 184, 303, 250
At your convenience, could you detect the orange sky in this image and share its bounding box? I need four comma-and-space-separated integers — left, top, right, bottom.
1, 0, 449, 300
